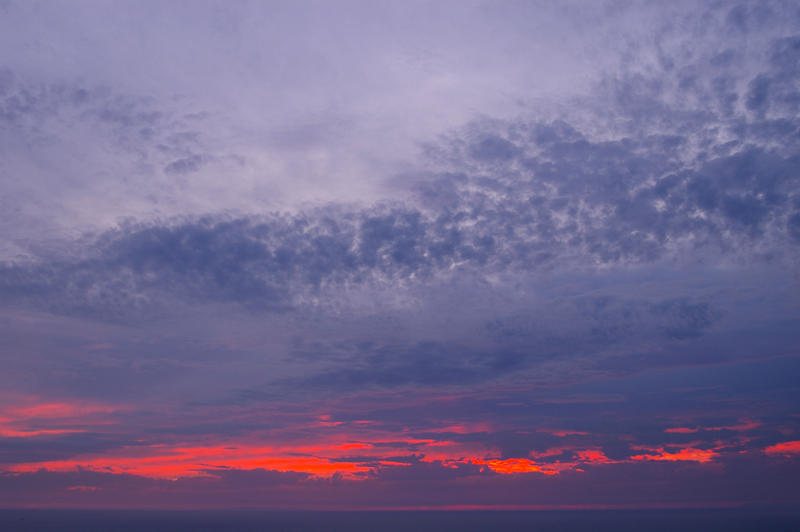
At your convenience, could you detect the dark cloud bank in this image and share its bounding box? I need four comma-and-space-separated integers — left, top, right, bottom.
2, 113, 797, 317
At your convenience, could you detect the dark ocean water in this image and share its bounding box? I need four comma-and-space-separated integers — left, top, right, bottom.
1, 509, 799, 532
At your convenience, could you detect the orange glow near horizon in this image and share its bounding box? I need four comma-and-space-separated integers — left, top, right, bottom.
3, 436, 645, 480
7, 443, 374, 479
0, 397, 735, 481
2, 436, 730, 480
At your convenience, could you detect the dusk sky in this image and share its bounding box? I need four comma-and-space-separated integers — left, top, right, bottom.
1, 0, 799, 510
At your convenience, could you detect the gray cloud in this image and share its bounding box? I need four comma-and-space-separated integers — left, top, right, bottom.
2, 116, 796, 321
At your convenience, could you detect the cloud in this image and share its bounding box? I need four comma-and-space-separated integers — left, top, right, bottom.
0, 432, 128, 465
164, 154, 205, 175
3, 451, 800, 510
2, 121, 796, 321
288, 342, 527, 390
2, 16, 799, 320
764, 441, 800, 456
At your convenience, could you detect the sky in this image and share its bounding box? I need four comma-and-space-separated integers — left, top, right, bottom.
0, 0, 799, 510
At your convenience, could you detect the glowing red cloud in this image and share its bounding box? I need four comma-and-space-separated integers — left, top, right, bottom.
0, 428, 84, 438
480, 458, 556, 475
764, 440, 800, 455
8, 444, 374, 479
574, 449, 616, 464
630, 447, 718, 463
0, 395, 732, 483
330, 442, 372, 450
0, 398, 119, 438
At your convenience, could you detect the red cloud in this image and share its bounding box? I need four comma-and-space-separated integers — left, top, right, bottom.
764, 441, 800, 456
630, 447, 718, 463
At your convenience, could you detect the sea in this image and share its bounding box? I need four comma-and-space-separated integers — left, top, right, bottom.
0, 508, 798, 531
0, 509, 800, 532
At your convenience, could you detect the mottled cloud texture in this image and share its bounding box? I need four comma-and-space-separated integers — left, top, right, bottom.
0, 0, 799, 509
